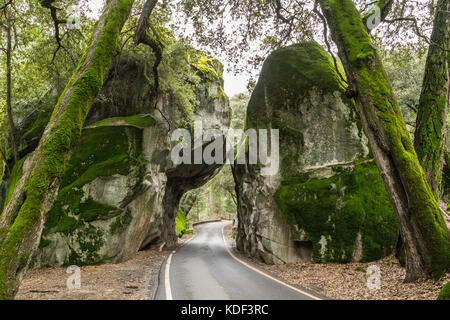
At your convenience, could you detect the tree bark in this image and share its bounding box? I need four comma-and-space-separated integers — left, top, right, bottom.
209, 188, 216, 219
414, 0, 450, 200
134, 0, 162, 105
318, 0, 450, 282
134, 0, 158, 45
396, 0, 450, 265
0, 0, 134, 299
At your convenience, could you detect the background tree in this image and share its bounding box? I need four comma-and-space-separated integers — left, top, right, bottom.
414, 0, 450, 200
1, 2, 18, 163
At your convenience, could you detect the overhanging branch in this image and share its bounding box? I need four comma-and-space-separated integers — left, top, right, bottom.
40, 0, 68, 61
313, 0, 348, 86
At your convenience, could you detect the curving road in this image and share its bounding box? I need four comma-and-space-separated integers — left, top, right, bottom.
154, 221, 324, 300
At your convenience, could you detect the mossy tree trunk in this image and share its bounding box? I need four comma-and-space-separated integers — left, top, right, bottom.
414, 0, 450, 200
0, 0, 134, 299
395, 0, 450, 264
318, 0, 450, 282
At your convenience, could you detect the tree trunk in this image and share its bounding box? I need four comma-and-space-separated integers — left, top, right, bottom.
134, 0, 158, 44
396, 0, 450, 265
0, 0, 134, 299
318, 0, 450, 282
209, 188, 216, 219
5, 20, 18, 163
134, 0, 162, 105
414, 0, 450, 200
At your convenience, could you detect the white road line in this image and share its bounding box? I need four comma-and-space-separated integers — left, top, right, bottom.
165, 251, 175, 300
221, 224, 322, 300
163, 231, 198, 300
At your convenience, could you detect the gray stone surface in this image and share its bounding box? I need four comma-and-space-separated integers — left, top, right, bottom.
31, 51, 230, 267
233, 42, 397, 264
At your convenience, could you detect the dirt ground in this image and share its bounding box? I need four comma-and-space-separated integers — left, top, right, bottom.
16, 224, 448, 300
248, 254, 449, 300
224, 223, 449, 300
16, 234, 193, 300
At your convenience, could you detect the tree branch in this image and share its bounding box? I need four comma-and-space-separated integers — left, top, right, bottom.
313, 0, 348, 86
134, 0, 158, 45
362, 0, 394, 32
134, 0, 164, 111
270, 0, 295, 42
39, 0, 68, 61
0, 0, 12, 11
384, 16, 450, 53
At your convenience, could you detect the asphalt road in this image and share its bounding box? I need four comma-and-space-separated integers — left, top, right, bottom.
155, 221, 323, 300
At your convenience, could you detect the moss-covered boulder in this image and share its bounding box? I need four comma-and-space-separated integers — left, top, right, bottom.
36, 124, 146, 266
7, 43, 230, 267
233, 41, 397, 264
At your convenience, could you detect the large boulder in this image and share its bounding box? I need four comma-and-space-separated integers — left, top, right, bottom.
5, 45, 229, 267
233, 42, 398, 264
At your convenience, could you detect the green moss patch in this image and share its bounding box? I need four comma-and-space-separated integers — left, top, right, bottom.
4, 157, 27, 207
0, 0, 135, 298
256, 41, 349, 106
175, 210, 187, 238
274, 161, 397, 263
109, 209, 132, 235
42, 125, 142, 240
438, 282, 450, 300
21, 108, 52, 144
60, 126, 140, 189
190, 51, 223, 82
88, 114, 156, 129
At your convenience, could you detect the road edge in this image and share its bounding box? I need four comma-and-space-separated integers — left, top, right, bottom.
221, 223, 329, 301
152, 232, 199, 300
151, 253, 167, 300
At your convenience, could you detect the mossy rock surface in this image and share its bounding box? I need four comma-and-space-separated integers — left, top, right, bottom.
234, 41, 397, 264
246, 41, 367, 179
438, 282, 450, 300
274, 161, 397, 263
3, 28, 229, 268
39, 125, 143, 266
32, 46, 229, 267
4, 157, 27, 207
88, 114, 156, 129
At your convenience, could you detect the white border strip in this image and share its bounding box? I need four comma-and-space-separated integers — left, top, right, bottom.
221, 225, 322, 300
164, 251, 175, 300
162, 231, 199, 300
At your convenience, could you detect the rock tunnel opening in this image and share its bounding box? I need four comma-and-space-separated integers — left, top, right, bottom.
152, 94, 248, 251
159, 153, 237, 249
